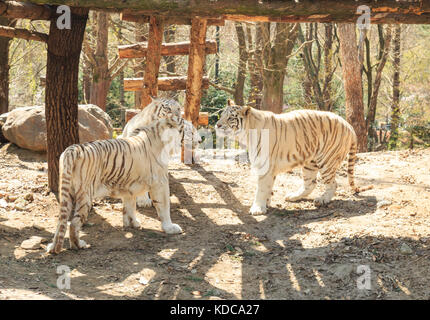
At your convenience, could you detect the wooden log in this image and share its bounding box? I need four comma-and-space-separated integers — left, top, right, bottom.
0, 24, 48, 42
0, 1, 53, 20
125, 109, 209, 126
183, 18, 208, 163
124, 76, 209, 91
118, 40, 217, 59
140, 16, 163, 108
120, 13, 225, 26
25, 1, 430, 24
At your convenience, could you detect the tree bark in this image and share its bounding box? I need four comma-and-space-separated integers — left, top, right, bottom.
89, 11, 110, 111
46, 7, 89, 192
124, 76, 209, 91
23, 0, 430, 24
140, 16, 163, 108
247, 24, 263, 109
388, 25, 401, 150
365, 25, 392, 138
338, 23, 367, 152
260, 22, 298, 114
0, 16, 14, 115
118, 40, 217, 59
234, 22, 247, 105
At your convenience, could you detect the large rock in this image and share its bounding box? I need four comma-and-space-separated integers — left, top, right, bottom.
0, 112, 9, 143
1, 104, 113, 152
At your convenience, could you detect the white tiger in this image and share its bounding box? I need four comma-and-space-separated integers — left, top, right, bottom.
47, 116, 200, 254
216, 100, 372, 215
120, 97, 183, 207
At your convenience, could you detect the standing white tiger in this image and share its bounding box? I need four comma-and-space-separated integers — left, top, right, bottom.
120, 97, 183, 208
216, 100, 372, 215
47, 116, 200, 254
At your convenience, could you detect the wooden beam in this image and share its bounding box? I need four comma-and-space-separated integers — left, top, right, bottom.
24, 1, 430, 24
125, 109, 209, 126
124, 76, 209, 91
0, 1, 53, 20
140, 15, 163, 108
183, 17, 207, 163
0, 24, 48, 42
120, 13, 225, 26
118, 40, 217, 59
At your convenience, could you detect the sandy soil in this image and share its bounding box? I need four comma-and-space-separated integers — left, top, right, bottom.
0, 142, 429, 300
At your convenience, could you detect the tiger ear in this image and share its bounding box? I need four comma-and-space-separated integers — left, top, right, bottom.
227, 99, 235, 107
241, 106, 251, 116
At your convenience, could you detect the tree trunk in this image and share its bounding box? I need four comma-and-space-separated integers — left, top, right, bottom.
388, 25, 401, 150
366, 25, 392, 139
234, 22, 247, 105
338, 23, 367, 152
260, 22, 298, 114
89, 11, 110, 111
247, 24, 263, 109
0, 17, 14, 115
46, 7, 89, 192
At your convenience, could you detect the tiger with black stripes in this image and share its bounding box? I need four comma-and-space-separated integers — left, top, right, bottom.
47, 116, 201, 254
120, 97, 183, 208
216, 100, 372, 215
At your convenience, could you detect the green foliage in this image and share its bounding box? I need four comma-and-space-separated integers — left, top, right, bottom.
201, 71, 234, 126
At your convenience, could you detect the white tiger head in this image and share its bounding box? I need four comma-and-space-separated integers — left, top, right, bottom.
151, 97, 182, 120
171, 116, 202, 149
216, 99, 251, 136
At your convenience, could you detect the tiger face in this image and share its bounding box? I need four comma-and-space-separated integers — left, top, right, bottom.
154, 98, 182, 119
216, 100, 250, 136
175, 117, 202, 149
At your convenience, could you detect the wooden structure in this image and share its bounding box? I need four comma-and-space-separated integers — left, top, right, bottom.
1, 0, 429, 191
118, 14, 215, 127
119, 13, 216, 162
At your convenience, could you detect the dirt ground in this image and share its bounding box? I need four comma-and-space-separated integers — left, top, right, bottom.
0, 142, 429, 300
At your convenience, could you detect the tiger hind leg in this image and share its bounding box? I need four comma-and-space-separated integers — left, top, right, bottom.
314, 163, 339, 205
136, 192, 152, 208
286, 161, 318, 201
69, 195, 91, 250
122, 196, 141, 228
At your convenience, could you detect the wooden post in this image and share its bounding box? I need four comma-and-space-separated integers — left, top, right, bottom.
140, 15, 163, 108
182, 17, 208, 163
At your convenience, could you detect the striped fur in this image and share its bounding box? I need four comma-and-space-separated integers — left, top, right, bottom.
47, 117, 198, 254
120, 97, 182, 208
216, 101, 372, 215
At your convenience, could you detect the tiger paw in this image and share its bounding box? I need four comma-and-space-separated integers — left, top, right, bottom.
249, 203, 267, 215
137, 196, 152, 208
285, 192, 303, 202
314, 196, 332, 206
70, 239, 90, 250
162, 223, 183, 234
46, 242, 56, 254
123, 215, 141, 228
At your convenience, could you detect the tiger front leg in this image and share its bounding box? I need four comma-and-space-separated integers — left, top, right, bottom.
250, 174, 275, 215
149, 182, 182, 234
122, 196, 141, 228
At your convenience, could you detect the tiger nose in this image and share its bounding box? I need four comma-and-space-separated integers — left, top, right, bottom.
216, 123, 221, 128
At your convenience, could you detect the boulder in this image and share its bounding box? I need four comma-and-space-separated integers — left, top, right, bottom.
0, 112, 9, 143
1, 104, 113, 152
